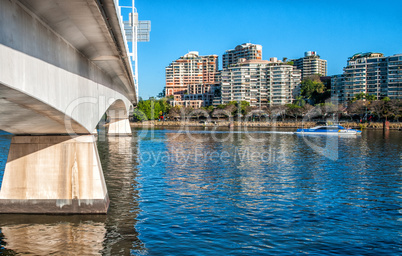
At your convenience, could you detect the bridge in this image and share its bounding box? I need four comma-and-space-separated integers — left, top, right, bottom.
0, 0, 146, 213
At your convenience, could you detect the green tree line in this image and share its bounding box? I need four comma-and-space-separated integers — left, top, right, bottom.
133, 97, 171, 121
133, 77, 401, 122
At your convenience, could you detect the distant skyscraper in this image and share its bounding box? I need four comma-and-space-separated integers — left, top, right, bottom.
165, 51, 219, 108
292, 51, 327, 80
222, 43, 262, 69
221, 58, 301, 106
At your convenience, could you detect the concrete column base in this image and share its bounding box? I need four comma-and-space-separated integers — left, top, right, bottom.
0, 135, 109, 214
108, 118, 131, 136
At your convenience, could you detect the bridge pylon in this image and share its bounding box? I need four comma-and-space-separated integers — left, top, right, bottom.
0, 135, 109, 214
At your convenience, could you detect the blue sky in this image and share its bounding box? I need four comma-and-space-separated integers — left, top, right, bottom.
125, 0, 402, 99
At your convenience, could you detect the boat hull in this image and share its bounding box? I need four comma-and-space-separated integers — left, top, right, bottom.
295, 131, 359, 135
295, 127, 362, 135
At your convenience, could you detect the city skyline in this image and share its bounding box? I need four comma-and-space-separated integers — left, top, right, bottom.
133, 0, 402, 99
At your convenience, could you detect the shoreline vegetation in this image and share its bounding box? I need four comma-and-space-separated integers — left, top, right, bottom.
133, 93, 402, 131
130, 120, 402, 130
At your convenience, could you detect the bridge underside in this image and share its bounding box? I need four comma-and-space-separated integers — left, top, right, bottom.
0, 83, 87, 135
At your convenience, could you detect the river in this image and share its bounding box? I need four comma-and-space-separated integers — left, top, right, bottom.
0, 127, 401, 255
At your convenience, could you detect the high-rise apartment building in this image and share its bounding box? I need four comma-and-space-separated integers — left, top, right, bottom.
332, 52, 402, 103
165, 51, 219, 107
222, 43, 262, 69
292, 51, 327, 80
388, 54, 402, 99
331, 74, 346, 104
344, 52, 386, 102
221, 58, 301, 107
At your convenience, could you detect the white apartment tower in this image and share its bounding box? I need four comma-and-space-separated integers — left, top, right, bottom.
344, 52, 385, 102
292, 51, 327, 80
332, 52, 402, 103
221, 58, 301, 106
222, 43, 262, 69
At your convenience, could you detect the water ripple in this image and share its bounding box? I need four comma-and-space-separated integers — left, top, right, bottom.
0, 129, 401, 255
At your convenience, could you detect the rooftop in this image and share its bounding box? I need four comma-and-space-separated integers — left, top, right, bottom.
350, 52, 384, 60
225, 43, 262, 53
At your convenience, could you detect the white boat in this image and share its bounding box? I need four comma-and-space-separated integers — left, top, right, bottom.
295, 125, 362, 135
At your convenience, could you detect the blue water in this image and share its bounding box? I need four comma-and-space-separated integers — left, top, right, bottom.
0, 131, 11, 189
133, 128, 402, 255
0, 128, 401, 255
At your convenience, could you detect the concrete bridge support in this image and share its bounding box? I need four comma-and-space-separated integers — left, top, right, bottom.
0, 135, 109, 214
106, 100, 132, 136
108, 118, 132, 136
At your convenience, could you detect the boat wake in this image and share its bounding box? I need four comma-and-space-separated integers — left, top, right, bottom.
167, 130, 295, 135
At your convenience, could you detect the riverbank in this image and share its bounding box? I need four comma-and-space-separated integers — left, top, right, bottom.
130, 120, 402, 130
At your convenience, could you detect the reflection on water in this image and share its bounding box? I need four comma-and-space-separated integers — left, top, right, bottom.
0, 128, 401, 255
0, 215, 106, 255
98, 136, 143, 255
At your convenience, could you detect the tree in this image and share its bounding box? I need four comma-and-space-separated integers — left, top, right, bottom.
293, 96, 306, 107
351, 92, 377, 102
159, 98, 171, 114
216, 104, 226, 110
257, 105, 270, 121
286, 104, 302, 122
243, 105, 260, 121
224, 101, 238, 117
168, 106, 181, 120
239, 101, 250, 116
202, 105, 214, 115
351, 92, 365, 101
132, 108, 148, 121
153, 100, 163, 119
269, 105, 287, 121
370, 98, 398, 122
135, 98, 172, 120
347, 100, 366, 120
183, 107, 194, 121
244, 105, 256, 120
190, 108, 209, 120
157, 87, 166, 99
304, 104, 323, 121
136, 99, 152, 120
366, 94, 377, 101
317, 103, 338, 120
300, 75, 328, 104
300, 104, 314, 121
391, 99, 402, 121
